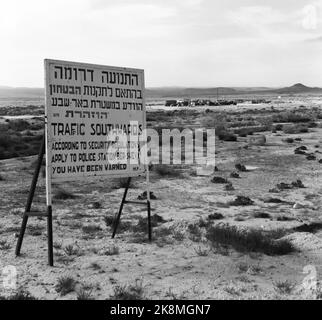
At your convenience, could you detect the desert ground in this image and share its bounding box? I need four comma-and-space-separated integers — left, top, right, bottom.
1, 95, 322, 300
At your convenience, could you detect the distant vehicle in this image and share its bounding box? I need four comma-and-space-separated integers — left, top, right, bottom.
251, 99, 271, 104
165, 100, 178, 106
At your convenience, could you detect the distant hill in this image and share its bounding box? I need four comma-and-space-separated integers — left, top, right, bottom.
274, 83, 322, 94
0, 83, 321, 100
0, 86, 44, 98
146, 83, 322, 99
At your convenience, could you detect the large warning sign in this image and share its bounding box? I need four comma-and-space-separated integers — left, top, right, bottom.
44, 59, 146, 182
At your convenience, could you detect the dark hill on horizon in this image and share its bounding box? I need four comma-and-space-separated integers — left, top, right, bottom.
146, 83, 322, 98
1, 83, 321, 100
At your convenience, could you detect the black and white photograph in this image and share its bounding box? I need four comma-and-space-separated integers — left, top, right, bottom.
0, 0, 321, 307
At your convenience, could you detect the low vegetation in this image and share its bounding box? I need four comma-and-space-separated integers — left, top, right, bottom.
55, 276, 77, 296
274, 280, 295, 295
206, 224, 295, 255
109, 280, 145, 300
0, 119, 44, 160
0, 289, 37, 300
53, 188, 77, 200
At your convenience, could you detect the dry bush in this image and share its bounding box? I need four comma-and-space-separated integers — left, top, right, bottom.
153, 164, 182, 177
54, 188, 77, 200
283, 124, 309, 134
55, 276, 77, 296
109, 280, 145, 300
206, 224, 295, 255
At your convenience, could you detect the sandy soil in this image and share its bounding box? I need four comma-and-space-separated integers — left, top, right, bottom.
1, 103, 322, 300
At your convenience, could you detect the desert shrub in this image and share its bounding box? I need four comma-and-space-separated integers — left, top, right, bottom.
53, 241, 62, 249
104, 215, 115, 227
82, 224, 102, 234
0, 289, 37, 300
239, 125, 270, 135
154, 164, 182, 177
272, 112, 313, 123
0, 129, 43, 159
77, 288, 94, 300
293, 222, 322, 233
217, 131, 237, 142
172, 230, 185, 241
88, 201, 102, 209
113, 177, 132, 189
29, 121, 44, 131
208, 212, 224, 220
154, 226, 173, 238
0, 240, 11, 250
187, 223, 202, 242
63, 244, 79, 256
0, 134, 12, 148
283, 124, 308, 134
253, 212, 271, 219
274, 280, 295, 294
132, 214, 166, 233
276, 215, 294, 221
55, 276, 77, 296
28, 225, 43, 236
8, 119, 30, 131
206, 224, 295, 255
194, 246, 210, 256
90, 262, 101, 270
103, 245, 119, 256
109, 280, 144, 300
274, 124, 283, 131
104, 217, 131, 233
53, 188, 77, 200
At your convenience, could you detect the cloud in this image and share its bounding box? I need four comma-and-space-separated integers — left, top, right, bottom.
0, 0, 321, 87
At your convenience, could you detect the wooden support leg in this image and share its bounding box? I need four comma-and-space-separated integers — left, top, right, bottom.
15, 214, 29, 256
15, 135, 45, 256
112, 177, 131, 238
147, 200, 152, 241
47, 205, 54, 266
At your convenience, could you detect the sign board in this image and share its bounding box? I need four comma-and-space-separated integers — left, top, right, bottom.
44, 59, 146, 182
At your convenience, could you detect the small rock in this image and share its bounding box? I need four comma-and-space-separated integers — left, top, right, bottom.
230, 171, 240, 178
276, 182, 293, 190
284, 138, 294, 143
225, 183, 235, 191
211, 176, 229, 184
294, 149, 306, 155
88, 201, 102, 209
137, 191, 157, 200
208, 213, 224, 220
263, 197, 285, 204
306, 154, 316, 161
230, 196, 254, 206
292, 180, 305, 188
235, 163, 247, 172
293, 203, 305, 209
319, 159, 322, 163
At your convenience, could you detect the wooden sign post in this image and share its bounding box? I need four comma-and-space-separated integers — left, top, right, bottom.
15, 59, 150, 266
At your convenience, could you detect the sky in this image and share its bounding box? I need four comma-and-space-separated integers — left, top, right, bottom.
0, 0, 321, 88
